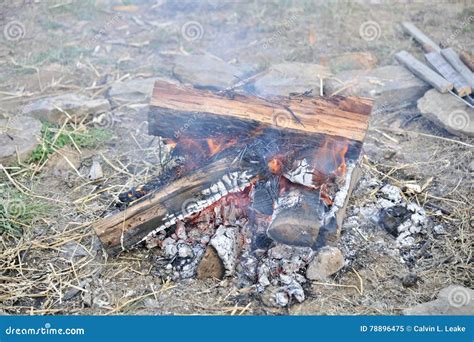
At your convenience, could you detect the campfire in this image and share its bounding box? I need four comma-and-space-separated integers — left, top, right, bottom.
93, 80, 373, 306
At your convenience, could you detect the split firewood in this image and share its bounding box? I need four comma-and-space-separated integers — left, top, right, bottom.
425, 52, 471, 97
93, 155, 258, 255
395, 51, 453, 93
441, 48, 474, 90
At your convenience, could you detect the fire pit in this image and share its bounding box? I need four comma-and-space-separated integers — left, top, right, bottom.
92, 80, 373, 306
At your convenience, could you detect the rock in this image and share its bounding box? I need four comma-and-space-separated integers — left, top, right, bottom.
0, 115, 42, 165
88, 159, 103, 180
109, 77, 174, 102
22, 93, 110, 124
209, 226, 239, 276
401, 273, 419, 287
417, 89, 474, 137
325, 65, 430, 111
319, 52, 378, 73
196, 245, 225, 280
253, 63, 331, 97
173, 55, 245, 90
404, 285, 474, 315
306, 246, 344, 281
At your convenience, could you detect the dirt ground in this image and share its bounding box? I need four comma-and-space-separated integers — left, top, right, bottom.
0, 0, 472, 315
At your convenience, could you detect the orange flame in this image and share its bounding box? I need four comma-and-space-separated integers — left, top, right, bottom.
312, 137, 349, 184
268, 156, 283, 175
206, 138, 237, 156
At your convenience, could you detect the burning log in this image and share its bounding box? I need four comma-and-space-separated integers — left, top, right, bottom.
93, 80, 373, 258
94, 155, 258, 255
148, 80, 372, 141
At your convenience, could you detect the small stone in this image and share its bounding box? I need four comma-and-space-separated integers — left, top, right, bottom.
418, 89, 474, 137
88, 159, 103, 180
254, 63, 330, 97
173, 55, 245, 90
306, 246, 344, 281
401, 273, 419, 287
196, 245, 225, 280
0, 115, 42, 165
22, 93, 110, 124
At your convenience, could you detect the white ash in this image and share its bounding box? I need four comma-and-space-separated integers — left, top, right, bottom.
395, 202, 428, 248
284, 158, 315, 187
379, 184, 403, 203
209, 225, 239, 276
254, 243, 313, 306
341, 175, 435, 268
324, 162, 356, 225
142, 170, 253, 245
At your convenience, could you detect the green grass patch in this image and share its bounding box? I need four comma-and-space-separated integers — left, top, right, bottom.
0, 188, 49, 238
28, 122, 113, 165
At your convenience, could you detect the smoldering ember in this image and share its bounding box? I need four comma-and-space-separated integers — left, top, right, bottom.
0, 1, 472, 316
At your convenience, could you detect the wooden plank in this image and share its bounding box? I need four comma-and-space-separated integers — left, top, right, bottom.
395, 51, 453, 93
441, 48, 474, 89
401, 22, 441, 53
425, 51, 471, 97
149, 80, 372, 142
